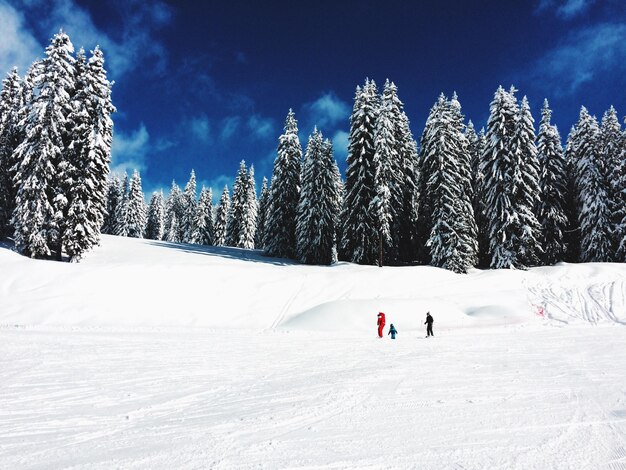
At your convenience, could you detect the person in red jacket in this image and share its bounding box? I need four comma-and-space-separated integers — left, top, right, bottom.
377, 312, 386, 338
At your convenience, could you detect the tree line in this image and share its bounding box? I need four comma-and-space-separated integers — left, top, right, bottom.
1, 33, 624, 271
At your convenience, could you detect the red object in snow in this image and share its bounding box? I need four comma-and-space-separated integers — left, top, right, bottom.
377, 312, 386, 338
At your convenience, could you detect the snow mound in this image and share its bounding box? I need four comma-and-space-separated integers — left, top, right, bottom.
281, 299, 528, 332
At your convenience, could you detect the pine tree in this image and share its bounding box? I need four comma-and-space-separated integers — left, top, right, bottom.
393, 92, 420, 264
192, 187, 214, 245
264, 109, 302, 258
572, 107, 612, 262
214, 185, 229, 246
419, 94, 477, 273
339, 79, 380, 265
481, 86, 523, 269
563, 127, 581, 262
181, 170, 197, 243
296, 131, 342, 265
145, 191, 165, 240
113, 172, 130, 235
617, 119, 626, 259
62, 49, 92, 260
416, 95, 445, 264
12, 31, 76, 259
120, 170, 146, 238
164, 181, 184, 241
102, 176, 123, 234
0, 68, 23, 236
537, 99, 568, 264
62, 46, 114, 261
511, 96, 543, 267
242, 165, 258, 249
255, 177, 269, 249
599, 107, 624, 260
166, 212, 181, 243
373, 82, 399, 264
226, 161, 256, 248
331, 148, 344, 262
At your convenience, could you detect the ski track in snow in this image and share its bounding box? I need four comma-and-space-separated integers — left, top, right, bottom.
1, 326, 626, 469
525, 270, 626, 326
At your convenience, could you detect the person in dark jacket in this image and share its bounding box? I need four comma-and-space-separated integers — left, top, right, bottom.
377, 312, 386, 338
388, 324, 398, 339
425, 312, 434, 337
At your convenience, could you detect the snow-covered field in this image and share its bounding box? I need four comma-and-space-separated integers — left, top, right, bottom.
1, 236, 626, 469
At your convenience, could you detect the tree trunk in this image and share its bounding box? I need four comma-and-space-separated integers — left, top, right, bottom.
378, 230, 383, 268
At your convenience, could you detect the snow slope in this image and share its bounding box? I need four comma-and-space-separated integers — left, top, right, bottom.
1, 235, 625, 329
1, 236, 626, 469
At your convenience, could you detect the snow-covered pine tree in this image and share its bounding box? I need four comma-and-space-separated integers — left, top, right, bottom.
164, 181, 184, 241
145, 191, 165, 240
241, 165, 258, 249
511, 95, 543, 267
166, 212, 181, 243
339, 79, 380, 265
255, 177, 269, 249
563, 126, 581, 262
63, 46, 115, 261
62, 49, 92, 260
264, 109, 302, 258
617, 118, 626, 260
572, 107, 612, 262
373, 83, 398, 264
331, 146, 344, 262
467, 121, 489, 267
102, 176, 123, 234
481, 87, 525, 269
191, 187, 214, 245
0, 68, 23, 236
72, 46, 114, 251
481, 86, 523, 269
599, 107, 624, 260
416, 94, 445, 264
392, 88, 420, 264
451, 94, 479, 269
181, 170, 197, 243
214, 185, 229, 246
11, 31, 76, 259
419, 93, 477, 273
537, 99, 568, 265
114, 172, 129, 235
226, 160, 257, 248
120, 170, 146, 238
225, 162, 245, 247
296, 130, 342, 265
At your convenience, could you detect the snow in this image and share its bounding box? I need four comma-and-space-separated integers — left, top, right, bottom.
1, 235, 626, 468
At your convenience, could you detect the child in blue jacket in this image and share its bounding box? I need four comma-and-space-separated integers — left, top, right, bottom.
388, 324, 398, 339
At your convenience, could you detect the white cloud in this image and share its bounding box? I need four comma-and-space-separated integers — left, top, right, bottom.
529, 22, 626, 95
248, 115, 275, 140
110, 123, 150, 175
0, 2, 43, 75
220, 116, 241, 141
534, 0, 596, 19
332, 130, 349, 162
2, 0, 172, 79
189, 115, 211, 143
557, 0, 595, 18
303, 92, 350, 129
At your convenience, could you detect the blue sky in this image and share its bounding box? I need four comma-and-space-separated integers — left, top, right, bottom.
1, 0, 625, 196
